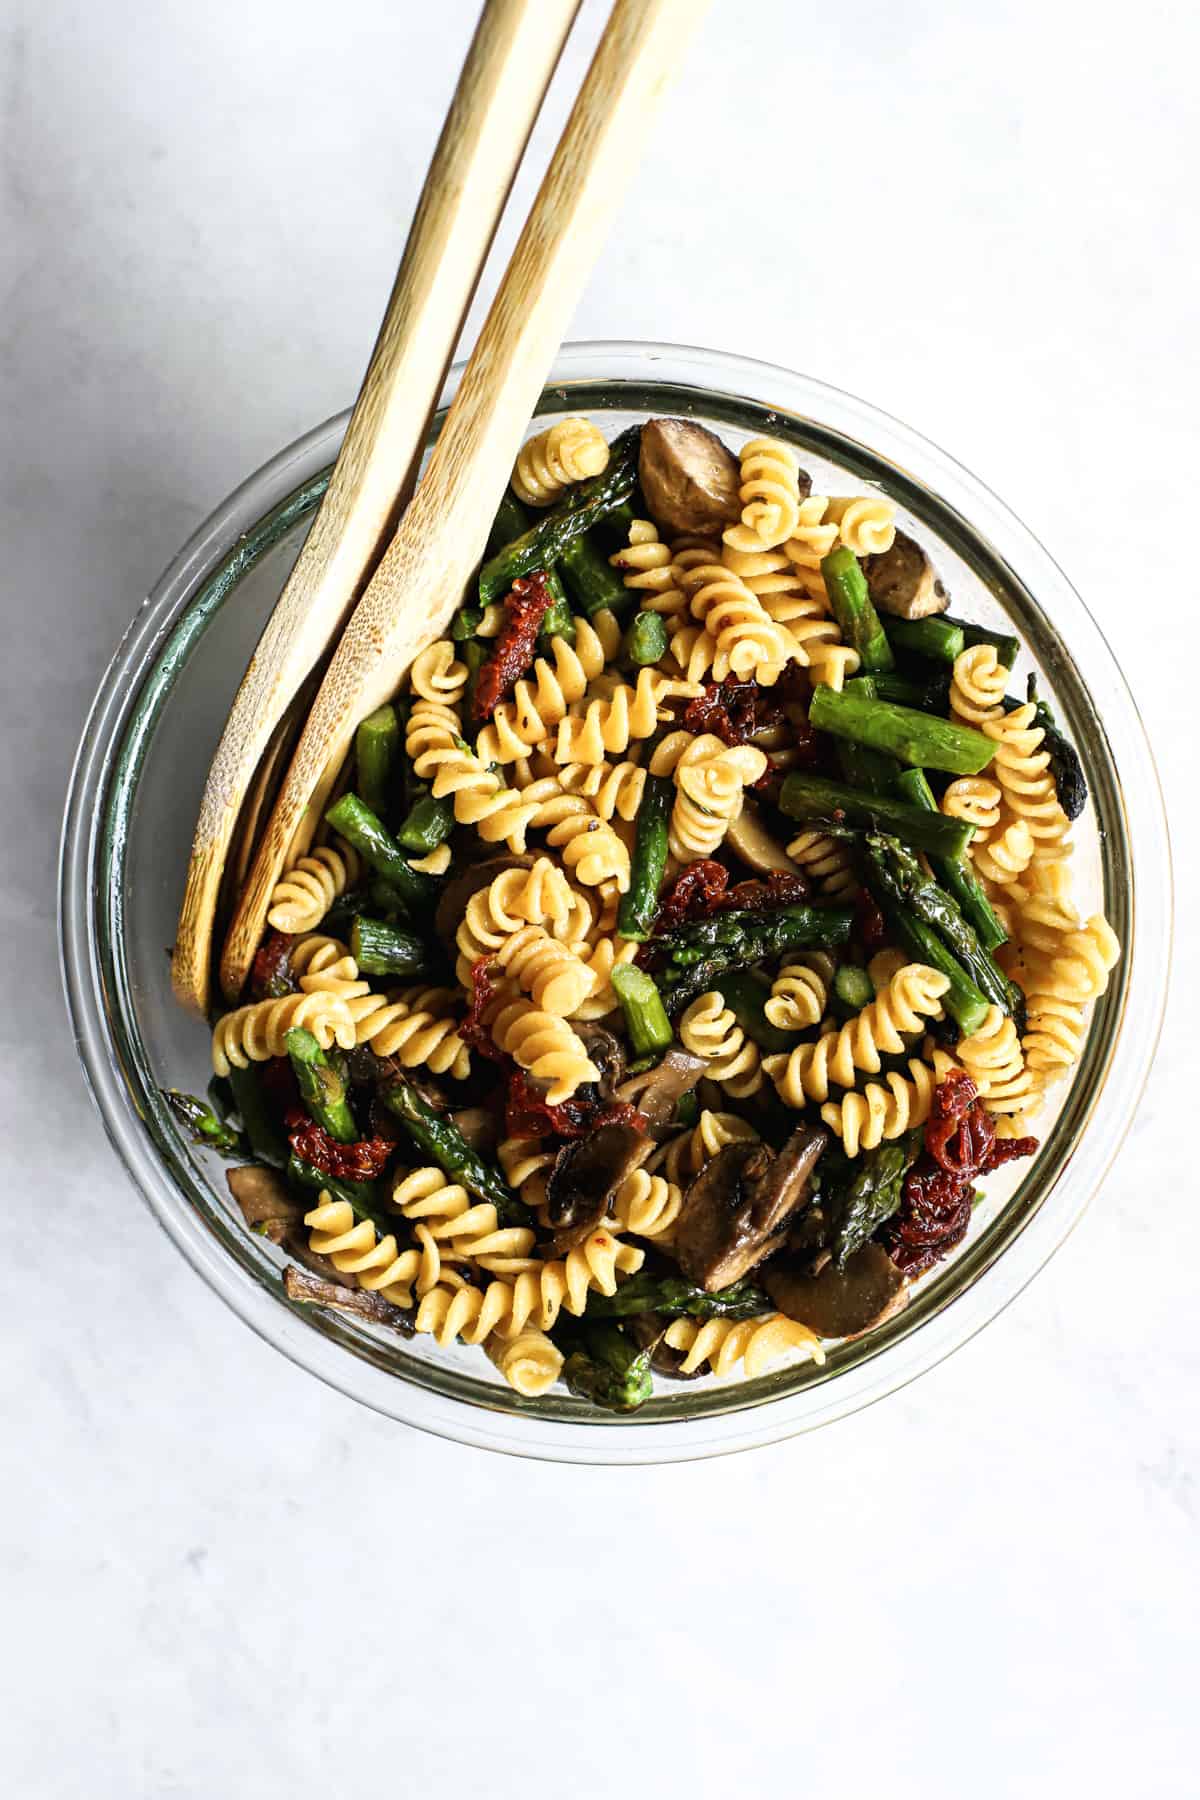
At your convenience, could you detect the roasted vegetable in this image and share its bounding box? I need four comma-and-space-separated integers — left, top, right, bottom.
558, 531, 630, 617
379, 1076, 527, 1225
892, 767, 1007, 951
395, 794, 455, 856
637, 417, 741, 536
823, 1134, 921, 1269
865, 833, 1019, 1021
673, 1127, 828, 1291
478, 426, 640, 604
945, 612, 1019, 669
164, 1089, 244, 1158
809, 684, 995, 776
285, 1027, 358, 1144
324, 793, 439, 912
1004, 676, 1088, 820
764, 1242, 907, 1337
779, 772, 974, 860
350, 916, 438, 981
586, 1270, 770, 1321
654, 902, 855, 1013
611, 963, 673, 1057
617, 772, 672, 941
355, 704, 400, 821
283, 1264, 415, 1334
885, 615, 964, 664
820, 547, 894, 670
624, 608, 669, 666
863, 529, 948, 620
227, 1064, 288, 1168
559, 1322, 653, 1413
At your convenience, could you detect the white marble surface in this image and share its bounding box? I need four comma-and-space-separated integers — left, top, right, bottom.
3, 1, 1197, 1793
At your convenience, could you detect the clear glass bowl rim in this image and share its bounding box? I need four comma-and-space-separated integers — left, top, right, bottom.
59, 339, 1172, 1464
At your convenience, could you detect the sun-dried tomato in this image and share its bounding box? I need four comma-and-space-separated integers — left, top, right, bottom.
855, 888, 888, 952
683, 678, 785, 747
884, 1072, 1038, 1275
472, 572, 554, 721
650, 860, 813, 934
458, 958, 507, 1063
504, 1070, 647, 1142
286, 1110, 395, 1181
250, 930, 296, 1000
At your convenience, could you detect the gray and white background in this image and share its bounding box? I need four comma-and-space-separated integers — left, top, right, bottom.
3, 2, 1197, 1794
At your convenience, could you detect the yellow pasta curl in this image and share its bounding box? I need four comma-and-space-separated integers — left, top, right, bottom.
349, 986, 470, 1079
304, 1193, 452, 1305
663, 1315, 824, 1377
982, 702, 1070, 865
475, 618, 612, 764
522, 781, 632, 890
511, 417, 609, 507
785, 829, 860, 899
783, 494, 840, 569
610, 1168, 684, 1240
414, 1231, 645, 1342
957, 1005, 1041, 1119
972, 817, 1035, 888
498, 1136, 557, 1210
609, 518, 675, 595
392, 1167, 537, 1274
723, 437, 805, 551
819, 1051, 961, 1157
556, 757, 646, 822
650, 730, 767, 862
212, 991, 355, 1075
950, 644, 1008, 728
553, 667, 700, 765
677, 560, 792, 680
495, 923, 596, 1017
824, 494, 898, 557
764, 954, 834, 1031
406, 697, 536, 851
679, 991, 763, 1098
490, 999, 600, 1104
574, 933, 640, 1020
290, 934, 371, 1002
941, 776, 1002, 832
763, 964, 949, 1105
485, 1328, 564, 1397
409, 638, 468, 706
266, 844, 361, 934
663, 1110, 759, 1188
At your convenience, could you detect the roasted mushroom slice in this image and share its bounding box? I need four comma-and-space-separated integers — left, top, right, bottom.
673, 1124, 828, 1292
863, 529, 948, 620
615, 1048, 706, 1128
575, 1023, 625, 1100
763, 1241, 907, 1338
638, 418, 742, 537
284, 1264, 416, 1333
226, 1164, 299, 1243
544, 1122, 648, 1249
724, 799, 806, 878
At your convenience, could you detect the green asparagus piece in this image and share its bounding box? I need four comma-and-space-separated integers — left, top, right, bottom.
617, 772, 672, 941
285, 1027, 358, 1144
873, 669, 951, 712
558, 530, 632, 617
779, 772, 975, 859
944, 613, 1020, 669
451, 605, 484, 642
833, 965, 875, 1013
559, 1323, 653, 1413
713, 971, 796, 1054
286, 1153, 390, 1233
809, 684, 995, 776
594, 496, 640, 552
485, 488, 531, 558
611, 964, 674, 1057
379, 1078, 527, 1225
674, 1089, 699, 1129
325, 793, 439, 912
478, 427, 640, 603
227, 1064, 288, 1168
355, 704, 400, 821
483, 496, 574, 638
624, 609, 669, 666
836, 739, 901, 795
460, 638, 488, 716
349, 916, 436, 980
893, 768, 1007, 951
868, 891, 990, 1037
825, 1135, 921, 1269
820, 547, 895, 671
539, 589, 576, 646
163, 1089, 245, 1157
655, 904, 855, 1014
587, 1271, 770, 1321
395, 793, 454, 855
868, 833, 1020, 1019
884, 616, 965, 664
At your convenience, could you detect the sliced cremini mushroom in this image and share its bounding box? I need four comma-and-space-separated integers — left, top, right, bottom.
575, 1023, 625, 1100
862, 529, 948, 620
638, 418, 742, 537
763, 1241, 907, 1338
284, 1264, 415, 1332
615, 1048, 706, 1128
226, 1164, 299, 1243
545, 1122, 648, 1249
451, 1107, 498, 1154
673, 1124, 828, 1292
724, 799, 806, 878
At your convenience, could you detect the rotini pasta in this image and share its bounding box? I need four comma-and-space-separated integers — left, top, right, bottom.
679, 990, 763, 1098
266, 844, 361, 934
662, 1110, 759, 1189
511, 417, 609, 507
956, 1006, 1041, 1119
392, 1167, 537, 1273
521, 781, 632, 890
409, 638, 468, 706
489, 998, 600, 1104
495, 923, 596, 1017
304, 1192, 449, 1305
650, 730, 767, 863
785, 829, 860, 899
764, 954, 834, 1031
485, 1328, 564, 1397
349, 986, 471, 1079
824, 493, 897, 557
723, 437, 805, 551
941, 776, 1003, 832
763, 963, 949, 1106
677, 560, 793, 681
609, 518, 675, 595
406, 697, 537, 851
610, 1167, 684, 1240
983, 703, 1071, 865
819, 1050, 962, 1157
972, 816, 1035, 888
212, 991, 355, 1075
474, 618, 612, 764
553, 667, 700, 765
413, 1230, 645, 1342
663, 1314, 824, 1377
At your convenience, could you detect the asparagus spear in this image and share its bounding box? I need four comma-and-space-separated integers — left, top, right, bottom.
944, 613, 1020, 669
884, 616, 965, 664
379, 1077, 527, 1225
873, 669, 951, 712
820, 547, 895, 670
837, 675, 902, 790
617, 772, 672, 941
478, 426, 640, 604
394, 793, 454, 856
483, 489, 574, 640
163, 1090, 245, 1158
866, 887, 990, 1037
285, 1027, 358, 1144
864, 834, 1016, 1020
825, 1134, 921, 1269
624, 609, 669, 666
779, 772, 975, 859
559, 530, 631, 618
227, 1063, 288, 1168
350, 916, 437, 980
809, 684, 995, 776
324, 793, 439, 912
655, 903, 855, 1014
451, 605, 484, 642
893, 768, 1007, 950
587, 1271, 770, 1320
559, 1322, 653, 1413
355, 704, 400, 821
832, 965, 875, 1014
611, 964, 673, 1057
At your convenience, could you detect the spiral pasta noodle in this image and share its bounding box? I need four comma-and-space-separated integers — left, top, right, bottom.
982, 703, 1070, 865
950, 644, 1008, 728
824, 493, 898, 557
783, 494, 840, 569
489, 999, 600, 1104
413, 1230, 645, 1342
454, 859, 577, 983
304, 1193, 450, 1305
677, 560, 792, 681
485, 1328, 564, 1397
392, 1167, 537, 1274
764, 954, 834, 1031
723, 438, 804, 551
406, 697, 537, 851
650, 730, 767, 862
266, 844, 361, 934
956, 1006, 1041, 1119
212, 991, 355, 1075
474, 619, 612, 764
721, 543, 826, 613
679, 991, 764, 1098
553, 667, 700, 765
763, 964, 950, 1105
941, 776, 1002, 832
409, 638, 468, 706
785, 829, 859, 900
556, 758, 646, 823
663, 1315, 824, 1377
349, 986, 471, 1079
574, 933, 640, 1020
662, 1110, 759, 1189
498, 1136, 557, 1210
521, 780, 632, 890
495, 923, 596, 1017
511, 417, 609, 507
972, 816, 1035, 889
610, 1167, 684, 1240
610, 518, 675, 595
818, 1050, 961, 1157
291, 934, 370, 1002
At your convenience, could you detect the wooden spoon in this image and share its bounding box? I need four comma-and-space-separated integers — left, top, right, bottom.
220, 0, 709, 1003
172, 0, 580, 1017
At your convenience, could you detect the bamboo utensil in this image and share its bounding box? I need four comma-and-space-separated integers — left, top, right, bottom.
219, 0, 708, 1002
172, 0, 580, 1017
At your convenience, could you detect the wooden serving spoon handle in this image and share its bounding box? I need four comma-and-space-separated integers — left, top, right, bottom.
172, 0, 580, 1016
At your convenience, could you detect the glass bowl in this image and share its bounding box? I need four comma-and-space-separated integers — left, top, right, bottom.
59, 341, 1171, 1463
